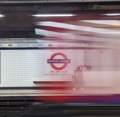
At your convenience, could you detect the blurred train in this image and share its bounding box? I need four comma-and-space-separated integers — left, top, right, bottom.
33, 10, 120, 104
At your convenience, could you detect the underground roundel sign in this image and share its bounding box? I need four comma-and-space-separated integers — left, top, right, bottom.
47, 52, 70, 70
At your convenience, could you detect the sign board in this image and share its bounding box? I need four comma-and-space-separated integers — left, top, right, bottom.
0, 43, 112, 48
44, 51, 74, 74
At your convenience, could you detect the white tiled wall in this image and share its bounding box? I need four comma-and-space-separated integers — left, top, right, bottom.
0, 49, 85, 87
0, 49, 115, 87
84, 50, 115, 87
1, 50, 42, 87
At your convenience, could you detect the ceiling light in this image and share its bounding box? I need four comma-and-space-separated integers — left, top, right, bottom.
102, 13, 120, 16
32, 14, 75, 17
0, 14, 4, 17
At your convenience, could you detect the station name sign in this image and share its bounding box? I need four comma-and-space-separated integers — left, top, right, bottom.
0, 43, 111, 48
47, 59, 70, 63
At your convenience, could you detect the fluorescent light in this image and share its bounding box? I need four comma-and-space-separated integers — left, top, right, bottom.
0, 14, 4, 17
103, 13, 120, 16
32, 14, 75, 17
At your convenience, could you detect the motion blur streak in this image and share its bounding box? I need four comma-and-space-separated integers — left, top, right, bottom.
35, 28, 120, 44
103, 13, 120, 16
34, 11, 120, 104
36, 21, 120, 34
81, 20, 120, 26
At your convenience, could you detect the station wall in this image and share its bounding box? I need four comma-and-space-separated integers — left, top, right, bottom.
0, 49, 115, 87
0, 49, 84, 87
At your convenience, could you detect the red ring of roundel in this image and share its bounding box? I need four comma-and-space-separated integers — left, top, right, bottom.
50, 53, 68, 70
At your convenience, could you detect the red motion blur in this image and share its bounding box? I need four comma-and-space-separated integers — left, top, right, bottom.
36, 81, 72, 102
